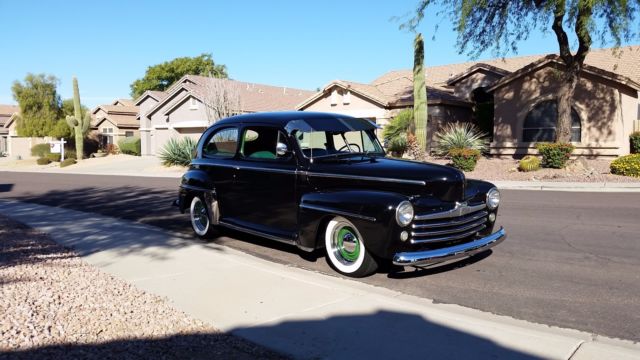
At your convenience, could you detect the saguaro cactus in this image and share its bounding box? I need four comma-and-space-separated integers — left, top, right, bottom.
66, 77, 91, 160
413, 33, 428, 152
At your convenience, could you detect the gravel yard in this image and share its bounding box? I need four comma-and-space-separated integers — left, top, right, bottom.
0, 216, 286, 359
426, 156, 640, 183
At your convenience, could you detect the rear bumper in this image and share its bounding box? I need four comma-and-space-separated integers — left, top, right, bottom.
392, 227, 506, 267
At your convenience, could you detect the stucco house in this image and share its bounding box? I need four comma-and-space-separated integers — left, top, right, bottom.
298, 45, 640, 157
136, 75, 314, 156
90, 100, 139, 147
0, 105, 19, 154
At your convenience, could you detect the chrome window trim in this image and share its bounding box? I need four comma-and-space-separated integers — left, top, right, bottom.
414, 202, 486, 221
300, 203, 377, 222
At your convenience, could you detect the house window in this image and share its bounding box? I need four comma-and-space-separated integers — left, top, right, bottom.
523, 100, 581, 142
125, 131, 134, 137
189, 97, 199, 110
102, 127, 113, 134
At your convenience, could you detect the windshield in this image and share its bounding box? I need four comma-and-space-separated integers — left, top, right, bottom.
294, 129, 385, 159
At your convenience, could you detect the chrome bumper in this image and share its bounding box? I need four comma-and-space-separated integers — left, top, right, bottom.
392, 227, 506, 267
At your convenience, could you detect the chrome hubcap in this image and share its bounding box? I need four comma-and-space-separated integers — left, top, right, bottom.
331, 221, 361, 265
192, 199, 209, 233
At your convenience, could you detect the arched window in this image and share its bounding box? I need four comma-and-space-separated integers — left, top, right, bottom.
523, 100, 581, 142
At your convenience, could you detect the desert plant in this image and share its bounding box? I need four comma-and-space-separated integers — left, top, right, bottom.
64, 149, 77, 159
610, 154, 640, 177
518, 155, 541, 172
630, 132, 640, 154
104, 143, 119, 155
435, 123, 488, 156
535, 142, 574, 168
159, 137, 197, 166
118, 137, 141, 156
448, 148, 481, 172
60, 158, 77, 168
36, 157, 51, 165
383, 109, 412, 157
65, 77, 91, 160
31, 143, 51, 158
46, 153, 61, 162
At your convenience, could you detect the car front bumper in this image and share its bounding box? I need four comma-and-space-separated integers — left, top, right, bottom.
392, 227, 506, 267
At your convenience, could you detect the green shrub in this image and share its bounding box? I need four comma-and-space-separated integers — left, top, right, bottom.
535, 142, 574, 168
36, 157, 51, 165
518, 155, 541, 172
64, 149, 77, 159
46, 153, 61, 162
118, 137, 141, 156
60, 158, 77, 168
31, 143, 51, 157
448, 148, 481, 172
610, 154, 640, 177
383, 109, 412, 156
435, 123, 489, 156
159, 137, 197, 167
630, 132, 640, 154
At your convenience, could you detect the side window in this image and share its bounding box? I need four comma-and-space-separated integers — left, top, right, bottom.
240, 126, 289, 160
203, 127, 238, 158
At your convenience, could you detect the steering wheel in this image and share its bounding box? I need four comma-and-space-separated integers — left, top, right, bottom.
338, 143, 361, 152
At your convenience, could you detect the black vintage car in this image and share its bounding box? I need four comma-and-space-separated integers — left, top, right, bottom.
176, 112, 506, 277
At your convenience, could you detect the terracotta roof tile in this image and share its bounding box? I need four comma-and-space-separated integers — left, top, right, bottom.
0, 104, 19, 116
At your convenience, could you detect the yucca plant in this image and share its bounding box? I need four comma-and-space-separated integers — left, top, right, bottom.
435, 123, 489, 156
383, 109, 412, 156
159, 137, 197, 166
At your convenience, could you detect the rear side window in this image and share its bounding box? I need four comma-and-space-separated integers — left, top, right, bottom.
203, 127, 238, 158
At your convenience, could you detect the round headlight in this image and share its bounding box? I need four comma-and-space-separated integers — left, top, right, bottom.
486, 187, 500, 209
395, 201, 414, 227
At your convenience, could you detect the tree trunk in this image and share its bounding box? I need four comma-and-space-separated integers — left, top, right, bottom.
556, 70, 578, 143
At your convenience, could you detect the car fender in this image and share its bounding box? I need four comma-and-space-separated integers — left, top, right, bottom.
178, 168, 217, 216
298, 190, 409, 258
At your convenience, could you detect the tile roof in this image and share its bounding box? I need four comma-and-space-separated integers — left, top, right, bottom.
91, 103, 139, 129
0, 104, 19, 116
95, 105, 139, 115
372, 45, 640, 90
113, 99, 135, 107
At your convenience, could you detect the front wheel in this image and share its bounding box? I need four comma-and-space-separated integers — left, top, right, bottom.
325, 216, 378, 277
190, 196, 216, 238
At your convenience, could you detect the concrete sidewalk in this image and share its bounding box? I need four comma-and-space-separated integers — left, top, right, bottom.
0, 200, 638, 359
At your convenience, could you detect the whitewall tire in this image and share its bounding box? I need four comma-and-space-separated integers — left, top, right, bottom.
324, 216, 378, 277
190, 196, 215, 238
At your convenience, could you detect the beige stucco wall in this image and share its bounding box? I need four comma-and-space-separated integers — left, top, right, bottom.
138, 96, 159, 156
492, 64, 638, 157
453, 71, 504, 101
6, 136, 48, 159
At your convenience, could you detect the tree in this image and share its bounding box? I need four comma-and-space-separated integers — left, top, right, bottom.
130, 54, 228, 99
405, 0, 639, 143
202, 77, 241, 124
11, 74, 61, 137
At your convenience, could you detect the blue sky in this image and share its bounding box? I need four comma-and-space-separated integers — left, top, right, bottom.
0, 0, 628, 108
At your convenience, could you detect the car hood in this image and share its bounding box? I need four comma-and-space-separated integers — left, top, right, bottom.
305, 156, 466, 202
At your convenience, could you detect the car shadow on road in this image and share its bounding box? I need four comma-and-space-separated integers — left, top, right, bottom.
1, 310, 542, 360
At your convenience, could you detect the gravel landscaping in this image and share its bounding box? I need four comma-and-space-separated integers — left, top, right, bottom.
0, 216, 287, 359
427, 156, 640, 183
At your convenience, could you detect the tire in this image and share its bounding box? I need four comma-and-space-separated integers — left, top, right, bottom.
324, 216, 378, 277
190, 196, 216, 238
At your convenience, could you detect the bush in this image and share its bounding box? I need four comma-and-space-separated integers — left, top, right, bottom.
518, 155, 541, 172
159, 137, 197, 166
630, 132, 640, 154
118, 137, 141, 156
448, 148, 481, 172
64, 149, 77, 159
535, 142, 574, 168
31, 143, 51, 157
46, 153, 61, 162
36, 157, 51, 165
435, 123, 488, 156
383, 109, 412, 156
105, 143, 119, 155
610, 154, 640, 177
60, 158, 77, 168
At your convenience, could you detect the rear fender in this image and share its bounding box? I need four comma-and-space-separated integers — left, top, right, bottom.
298, 190, 408, 258
178, 169, 218, 225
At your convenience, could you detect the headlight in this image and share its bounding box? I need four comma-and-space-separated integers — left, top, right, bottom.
486, 187, 500, 209
395, 201, 414, 227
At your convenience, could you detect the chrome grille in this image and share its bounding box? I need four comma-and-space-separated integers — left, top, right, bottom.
411, 203, 488, 244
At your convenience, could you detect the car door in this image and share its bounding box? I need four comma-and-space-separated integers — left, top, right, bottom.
198, 126, 241, 218
231, 125, 298, 237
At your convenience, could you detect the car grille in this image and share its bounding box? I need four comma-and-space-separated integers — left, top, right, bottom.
410, 203, 488, 244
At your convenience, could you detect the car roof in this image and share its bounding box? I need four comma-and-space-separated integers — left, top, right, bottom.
214, 111, 358, 127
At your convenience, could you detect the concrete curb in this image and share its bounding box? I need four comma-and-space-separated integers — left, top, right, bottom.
0, 199, 638, 359
493, 181, 640, 192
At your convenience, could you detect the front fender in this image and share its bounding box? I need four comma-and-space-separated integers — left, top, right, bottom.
298, 190, 409, 258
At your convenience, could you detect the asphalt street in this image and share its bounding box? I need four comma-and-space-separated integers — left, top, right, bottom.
1, 171, 639, 341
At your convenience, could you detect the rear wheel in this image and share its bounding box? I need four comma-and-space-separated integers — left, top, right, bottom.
324, 216, 378, 277
190, 196, 215, 238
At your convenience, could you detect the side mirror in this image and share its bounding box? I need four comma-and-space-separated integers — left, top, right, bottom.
276, 142, 289, 156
